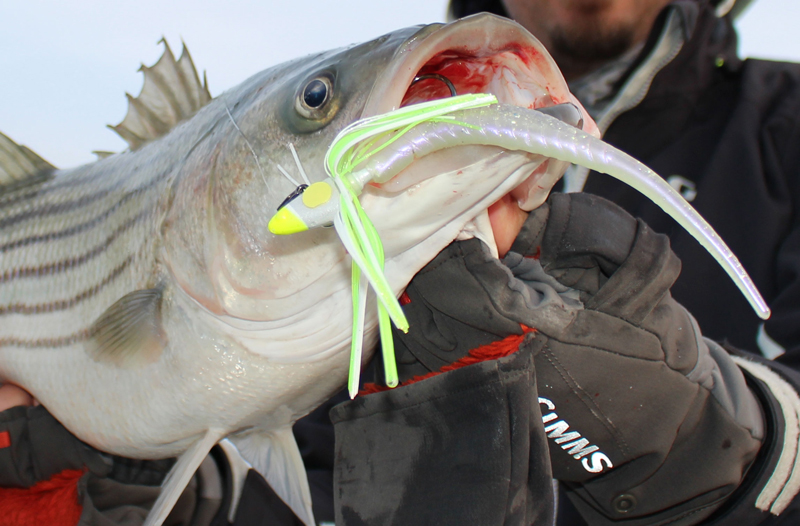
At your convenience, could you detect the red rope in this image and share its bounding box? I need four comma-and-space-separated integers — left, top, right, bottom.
361, 324, 535, 395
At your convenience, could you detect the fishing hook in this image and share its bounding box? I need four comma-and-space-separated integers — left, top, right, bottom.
276, 183, 308, 211
410, 74, 457, 97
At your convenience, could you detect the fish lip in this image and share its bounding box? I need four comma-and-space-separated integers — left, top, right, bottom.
361, 13, 577, 119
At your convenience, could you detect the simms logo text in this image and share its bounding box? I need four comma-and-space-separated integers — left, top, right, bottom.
539, 397, 613, 474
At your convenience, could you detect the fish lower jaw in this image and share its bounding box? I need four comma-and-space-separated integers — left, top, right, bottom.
371, 152, 545, 282
370, 145, 560, 259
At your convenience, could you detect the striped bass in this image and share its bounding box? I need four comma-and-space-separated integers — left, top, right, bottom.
0, 13, 768, 526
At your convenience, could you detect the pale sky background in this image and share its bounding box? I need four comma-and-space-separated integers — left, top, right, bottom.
0, 0, 797, 168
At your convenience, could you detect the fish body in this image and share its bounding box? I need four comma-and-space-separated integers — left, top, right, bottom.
0, 13, 766, 526
1, 14, 588, 455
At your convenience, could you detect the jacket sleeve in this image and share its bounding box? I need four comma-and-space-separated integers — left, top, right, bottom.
701, 346, 800, 525
724, 87, 800, 523
760, 65, 800, 364
0, 405, 201, 526
0, 404, 108, 488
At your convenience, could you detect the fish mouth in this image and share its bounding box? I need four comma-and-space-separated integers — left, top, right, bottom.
362, 14, 585, 119
360, 14, 597, 245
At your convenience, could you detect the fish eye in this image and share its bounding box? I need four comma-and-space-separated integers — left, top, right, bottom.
304, 79, 329, 108
296, 74, 334, 119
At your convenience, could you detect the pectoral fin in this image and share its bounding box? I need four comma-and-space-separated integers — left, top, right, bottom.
87, 287, 167, 368
230, 427, 315, 526
144, 428, 226, 526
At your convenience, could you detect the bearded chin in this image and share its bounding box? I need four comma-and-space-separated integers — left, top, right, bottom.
550, 23, 637, 64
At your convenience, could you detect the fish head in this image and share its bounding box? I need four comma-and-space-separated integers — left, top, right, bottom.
163, 14, 596, 332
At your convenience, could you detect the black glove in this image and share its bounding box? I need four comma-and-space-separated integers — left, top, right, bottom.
388, 192, 765, 526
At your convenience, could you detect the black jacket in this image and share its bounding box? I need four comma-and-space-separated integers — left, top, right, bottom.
551, 1, 800, 524
581, 1, 800, 362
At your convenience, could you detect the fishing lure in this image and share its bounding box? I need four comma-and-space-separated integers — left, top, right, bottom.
269, 93, 499, 398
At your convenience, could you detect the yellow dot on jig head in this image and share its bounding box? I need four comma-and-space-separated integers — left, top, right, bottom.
302, 181, 333, 208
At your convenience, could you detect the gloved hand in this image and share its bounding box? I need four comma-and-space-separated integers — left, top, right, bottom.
388, 192, 765, 525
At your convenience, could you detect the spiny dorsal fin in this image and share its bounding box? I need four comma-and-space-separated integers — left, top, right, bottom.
87, 287, 167, 368
109, 39, 211, 150
0, 131, 55, 185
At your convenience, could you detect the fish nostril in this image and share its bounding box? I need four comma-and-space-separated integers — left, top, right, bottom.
410, 74, 457, 97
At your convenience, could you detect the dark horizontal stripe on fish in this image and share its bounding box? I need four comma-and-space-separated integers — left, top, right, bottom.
0, 165, 169, 231
0, 185, 154, 253
0, 255, 132, 315
0, 187, 118, 230
0, 171, 54, 206
0, 210, 147, 282
0, 329, 90, 349
0, 167, 113, 208
0, 157, 160, 208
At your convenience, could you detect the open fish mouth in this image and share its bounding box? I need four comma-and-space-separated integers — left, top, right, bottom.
359, 14, 596, 210
363, 14, 583, 117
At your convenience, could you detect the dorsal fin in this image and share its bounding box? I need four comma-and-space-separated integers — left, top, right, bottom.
109, 39, 211, 150
0, 131, 55, 185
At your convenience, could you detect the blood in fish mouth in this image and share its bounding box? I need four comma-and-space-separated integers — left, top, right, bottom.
401, 47, 559, 109
398, 47, 577, 254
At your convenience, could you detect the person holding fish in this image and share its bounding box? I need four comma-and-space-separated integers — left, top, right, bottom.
299, 0, 800, 525
2, 0, 800, 525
